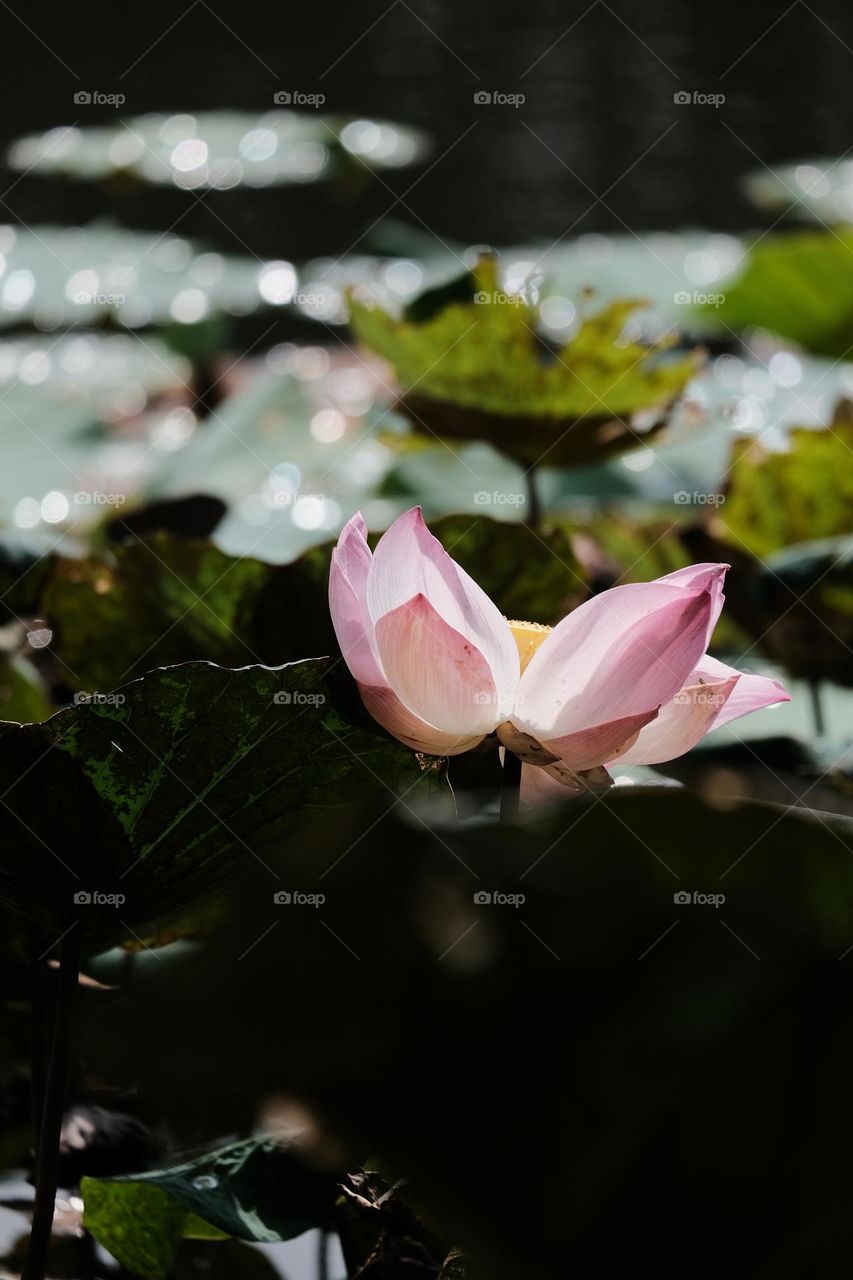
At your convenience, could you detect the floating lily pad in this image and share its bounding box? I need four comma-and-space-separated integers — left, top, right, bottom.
0, 223, 283, 330
681, 413, 853, 686
742, 157, 853, 225
719, 407, 853, 557
296, 230, 746, 336
146, 347, 394, 563
378, 346, 853, 514
349, 257, 700, 467
0, 332, 191, 408
708, 228, 853, 358
0, 331, 195, 543
8, 111, 429, 190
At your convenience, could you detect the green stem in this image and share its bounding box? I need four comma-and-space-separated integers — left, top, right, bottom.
523, 464, 542, 527
809, 679, 826, 739
317, 1226, 330, 1280
29, 960, 48, 1178
23, 928, 78, 1280
500, 750, 522, 822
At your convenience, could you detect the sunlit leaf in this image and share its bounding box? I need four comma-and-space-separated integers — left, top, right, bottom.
719, 410, 853, 557
349, 256, 699, 466
709, 229, 853, 357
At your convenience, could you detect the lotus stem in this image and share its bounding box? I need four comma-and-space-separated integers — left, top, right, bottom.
808, 679, 826, 739
317, 1225, 330, 1280
29, 960, 48, 1179
23, 929, 78, 1280
500, 749, 522, 822
523, 463, 542, 527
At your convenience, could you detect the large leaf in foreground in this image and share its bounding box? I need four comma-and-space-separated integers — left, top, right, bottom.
0, 659, 446, 957
82, 1137, 338, 1280
83, 789, 853, 1279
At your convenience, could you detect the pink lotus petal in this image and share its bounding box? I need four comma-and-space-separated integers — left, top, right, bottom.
366, 507, 519, 704
360, 684, 485, 755
516, 574, 724, 745
329, 512, 384, 686
331, 511, 370, 582
538, 709, 660, 772
657, 562, 728, 646
612, 672, 740, 766
656, 563, 729, 592
520, 763, 595, 806
521, 764, 570, 806
693, 655, 790, 731
375, 593, 502, 737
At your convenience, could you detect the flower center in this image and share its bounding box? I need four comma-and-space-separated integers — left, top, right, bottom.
507, 619, 552, 673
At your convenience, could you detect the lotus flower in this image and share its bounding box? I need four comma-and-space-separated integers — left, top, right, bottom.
329, 508, 789, 786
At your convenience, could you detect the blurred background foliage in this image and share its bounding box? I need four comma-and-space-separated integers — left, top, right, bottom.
2, 0, 853, 1276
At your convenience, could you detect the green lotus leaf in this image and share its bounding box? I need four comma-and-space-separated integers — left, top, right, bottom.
0, 658, 448, 958
82, 1136, 338, 1280
708, 228, 853, 357
350, 256, 699, 466
2, 518, 586, 694
719, 410, 853, 558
